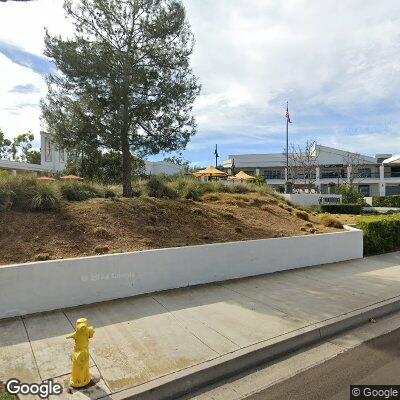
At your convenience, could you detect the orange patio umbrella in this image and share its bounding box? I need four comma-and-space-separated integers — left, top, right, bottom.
60, 175, 84, 181
228, 171, 254, 181
37, 176, 56, 182
193, 166, 228, 178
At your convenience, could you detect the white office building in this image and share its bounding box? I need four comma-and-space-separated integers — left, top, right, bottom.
222, 144, 400, 197
1, 131, 183, 177
0, 131, 66, 175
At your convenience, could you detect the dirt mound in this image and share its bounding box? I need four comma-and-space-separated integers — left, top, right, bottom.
0, 193, 339, 266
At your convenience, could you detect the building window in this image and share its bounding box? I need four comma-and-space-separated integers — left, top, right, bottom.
45, 137, 52, 162
59, 149, 65, 163
357, 168, 371, 178
358, 185, 370, 197
264, 170, 283, 179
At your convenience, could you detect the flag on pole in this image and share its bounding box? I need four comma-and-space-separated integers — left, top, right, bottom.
285, 105, 292, 124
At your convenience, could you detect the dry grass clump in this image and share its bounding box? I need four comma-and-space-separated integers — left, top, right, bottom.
295, 210, 309, 221
94, 245, 110, 254
32, 253, 51, 262
320, 214, 343, 228
93, 226, 112, 239
202, 193, 221, 202
191, 207, 204, 215
221, 211, 234, 219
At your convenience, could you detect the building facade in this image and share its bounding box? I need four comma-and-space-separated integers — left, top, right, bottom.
222, 145, 400, 197
0, 132, 67, 175
40, 131, 67, 172
144, 160, 184, 175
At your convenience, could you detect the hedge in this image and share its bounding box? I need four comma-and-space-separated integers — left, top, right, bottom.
319, 203, 362, 214
356, 214, 400, 255
372, 196, 400, 208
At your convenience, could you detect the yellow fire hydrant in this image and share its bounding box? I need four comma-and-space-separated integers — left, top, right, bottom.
66, 318, 95, 388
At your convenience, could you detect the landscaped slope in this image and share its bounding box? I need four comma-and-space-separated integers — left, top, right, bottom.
0, 193, 340, 266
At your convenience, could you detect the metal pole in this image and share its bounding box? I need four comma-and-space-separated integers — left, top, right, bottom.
215, 144, 218, 168
286, 101, 289, 191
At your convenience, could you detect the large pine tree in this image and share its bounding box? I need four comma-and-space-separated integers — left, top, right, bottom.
42, 0, 200, 196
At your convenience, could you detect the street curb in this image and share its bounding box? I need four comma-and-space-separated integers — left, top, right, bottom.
108, 296, 400, 400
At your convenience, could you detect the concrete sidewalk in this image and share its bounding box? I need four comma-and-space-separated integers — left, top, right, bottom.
2, 251, 400, 399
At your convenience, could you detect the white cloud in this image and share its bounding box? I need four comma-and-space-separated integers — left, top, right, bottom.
183, 0, 400, 154
1, 0, 400, 158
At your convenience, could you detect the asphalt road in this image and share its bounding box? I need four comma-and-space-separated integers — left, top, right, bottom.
247, 328, 400, 400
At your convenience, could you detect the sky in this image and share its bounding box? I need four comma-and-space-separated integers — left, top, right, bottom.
1, 0, 400, 166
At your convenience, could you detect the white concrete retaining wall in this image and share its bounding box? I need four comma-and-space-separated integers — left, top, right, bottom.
0, 227, 363, 319
282, 193, 342, 206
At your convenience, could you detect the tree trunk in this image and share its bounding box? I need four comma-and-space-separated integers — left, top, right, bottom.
121, 130, 132, 197
121, 103, 132, 197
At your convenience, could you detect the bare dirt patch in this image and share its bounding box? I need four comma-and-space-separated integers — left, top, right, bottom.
0, 193, 340, 266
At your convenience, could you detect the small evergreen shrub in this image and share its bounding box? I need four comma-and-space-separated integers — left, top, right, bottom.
231, 184, 252, 194
144, 176, 178, 199
170, 177, 206, 200
59, 181, 105, 201
0, 175, 62, 211
93, 227, 112, 239
357, 214, 400, 255
372, 196, 400, 208
104, 187, 117, 198
0, 188, 12, 211
337, 185, 365, 204
31, 183, 62, 211
320, 204, 362, 214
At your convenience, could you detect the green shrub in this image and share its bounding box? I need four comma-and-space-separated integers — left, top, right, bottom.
170, 177, 206, 200
144, 176, 178, 199
104, 187, 117, 198
93, 226, 112, 239
231, 184, 252, 194
0, 170, 10, 179
357, 214, 400, 255
337, 185, 365, 204
319, 203, 362, 214
372, 196, 400, 208
249, 176, 267, 186
0, 175, 62, 211
253, 184, 275, 196
206, 181, 232, 193
31, 183, 62, 211
9, 175, 38, 210
180, 184, 204, 200
0, 177, 12, 211
59, 181, 105, 201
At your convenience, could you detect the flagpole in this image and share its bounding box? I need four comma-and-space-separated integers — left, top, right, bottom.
286, 101, 289, 190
